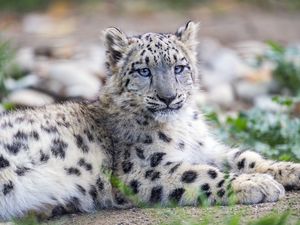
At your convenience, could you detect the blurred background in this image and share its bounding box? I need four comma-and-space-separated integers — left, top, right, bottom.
0, 0, 300, 162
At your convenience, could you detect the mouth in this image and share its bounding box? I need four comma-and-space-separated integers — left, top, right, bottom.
147, 105, 183, 114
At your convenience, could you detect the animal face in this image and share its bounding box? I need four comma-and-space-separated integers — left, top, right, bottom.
104, 22, 199, 121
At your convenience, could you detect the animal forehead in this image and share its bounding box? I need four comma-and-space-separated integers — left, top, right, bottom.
130, 33, 185, 66
139, 32, 176, 49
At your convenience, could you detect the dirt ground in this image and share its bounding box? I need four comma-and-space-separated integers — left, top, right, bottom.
42, 191, 300, 225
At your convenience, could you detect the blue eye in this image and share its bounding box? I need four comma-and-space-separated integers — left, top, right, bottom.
137, 68, 151, 77
174, 65, 185, 74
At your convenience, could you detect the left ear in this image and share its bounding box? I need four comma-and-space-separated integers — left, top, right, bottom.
103, 27, 129, 68
175, 21, 200, 50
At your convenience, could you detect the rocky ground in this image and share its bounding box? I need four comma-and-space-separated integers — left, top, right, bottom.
41, 191, 300, 225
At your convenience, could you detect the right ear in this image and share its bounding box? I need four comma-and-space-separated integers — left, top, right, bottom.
103, 27, 128, 67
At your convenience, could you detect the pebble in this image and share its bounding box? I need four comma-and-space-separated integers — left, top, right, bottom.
7, 89, 54, 107
40, 62, 101, 99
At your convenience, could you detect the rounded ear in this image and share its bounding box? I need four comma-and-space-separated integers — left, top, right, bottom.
175, 21, 200, 50
103, 27, 128, 67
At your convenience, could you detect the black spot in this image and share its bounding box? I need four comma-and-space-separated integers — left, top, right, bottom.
178, 142, 185, 150
151, 171, 161, 181
217, 179, 225, 188
143, 135, 153, 144
74, 134, 89, 153
76, 184, 86, 195
234, 150, 243, 159
3, 180, 14, 195
279, 169, 282, 176
96, 177, 104, 191
169, 163, 181, 174
40, 150, 50, 162
193, 112, 199, 120
237, 158, 245, 170
1, 121, 13, 129
65, 167, 81, 176
198, 141, 203, 146
217, 189, 225, 198
150, 152, 166, 167
181, 170, 198, 183
84, 129, 94, 142
145, 169, 154, 178
41, 125, 58, 133
51, 138, 67, 159
165, 161, 173, 166
66, 197, 80, 213
114, 192, 127, 205
5, 142, 23, 154
130, 180, 141, 194
249, 162, 255, 169
205, 191, 212, 198
15, 116, 25, 123
122, 161, 133, 173
89, 185, 98, 202
145, 56, 150, 65
149, 186, 163, 203
208, 169, 218, 179
14, 131, 28, 140
201, 183, 210, 191
125, 79, 130, 87
135, 147, 145, 159
78, 158, 93, 171
15, 166, 30, 176
158, 131, 172, 143
169, 188, 185, 203
51, 205, 67, 217
30, 131, 39, 140
0, 155, 10, 169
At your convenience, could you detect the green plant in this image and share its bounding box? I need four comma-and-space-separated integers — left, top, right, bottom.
0, 40, 13, 97
205, 97, 300, 162
263, 41, 300, 96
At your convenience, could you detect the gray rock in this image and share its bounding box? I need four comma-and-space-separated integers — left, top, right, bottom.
15, 48, 35, 72
7, 89, 54, 107
234, 80, 270, 102
254, 95, 287, 112
37, 62, 101, 99
5, 75, 40, 91
198, 39, 253, 89
206, 83, 235, 107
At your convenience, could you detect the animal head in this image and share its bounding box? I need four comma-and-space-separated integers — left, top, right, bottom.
103, 21, 200, 121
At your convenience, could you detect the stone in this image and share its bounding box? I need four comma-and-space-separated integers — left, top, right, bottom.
198, 39, 253, 89
7, 89, 54, 107
234, 80, 270, 102
254, 95, 287, 112
37, 62, 101, 99
5, 75, 40, 91
206, 83, 235, 107
15, 48, 35, 72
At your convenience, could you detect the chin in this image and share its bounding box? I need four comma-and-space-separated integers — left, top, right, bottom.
153, 108, 182, 123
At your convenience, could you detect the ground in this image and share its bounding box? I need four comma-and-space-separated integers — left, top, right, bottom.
41, 191, 300, 225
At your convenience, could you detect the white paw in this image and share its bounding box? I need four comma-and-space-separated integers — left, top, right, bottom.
232, 173, 285, 204
275, 163, 300, 190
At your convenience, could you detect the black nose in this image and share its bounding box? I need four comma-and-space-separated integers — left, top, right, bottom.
157, 94, 177, 106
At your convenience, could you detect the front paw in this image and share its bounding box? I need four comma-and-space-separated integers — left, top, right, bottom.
272, 162, 300, 190
232, 174, 285, 204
